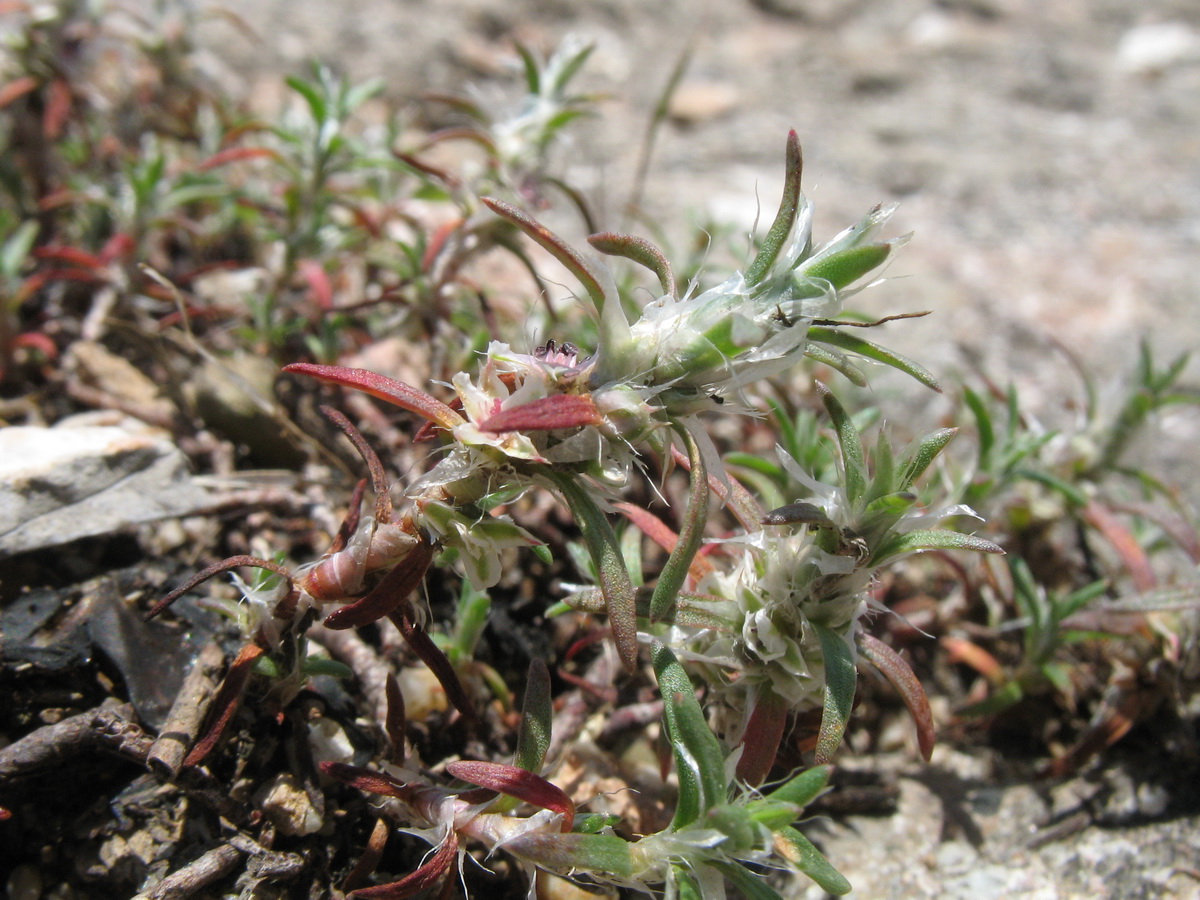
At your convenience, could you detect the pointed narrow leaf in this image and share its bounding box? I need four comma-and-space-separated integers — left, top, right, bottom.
799, 242, 891, 292
588, 231, 676, 298
387, 604, 477, 722
182, 642, 264, 767
550, 472, 639, 673
809, 327, 941, 391
803, 341, 869, 387
817, 383, 867, 505
897, 428, 957, 490
745, 130, 803, 287
652, 642, 727, 827
874, 529, 1004, 563
506, 832, 633, 879
812, 623, 856, 765
673, 865, 704, 900
858, 634, 935, 761
353, 832, 458, 899
514, 659, 552, 773
146, 556, 292, 620
321, 762, 411, 799
445, 761, 574, 831
711, 861, 785, 900
775, 826, 852, 895
762, 764, 831, 809
481, 197, 608, 312
283, 364, 463, 430
650, 426, 710, 621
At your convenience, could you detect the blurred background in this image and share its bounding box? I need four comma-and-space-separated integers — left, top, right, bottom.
173, 0, 1200, 488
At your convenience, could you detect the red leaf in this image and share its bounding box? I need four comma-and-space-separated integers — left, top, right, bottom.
445, 761, 574, 831
321, 762, 411, 799
859, 633, 935, 762
480, 393, 602, 433
42, 76, 71, 139
387, 606, 476, 723
321, 540, 434, 630
283, 363, 463, 430
196, 146, 281, 171
146, 555, 293, 621
0, 75, 37, 109
352, 832, 458, 900
34, 244, 104, 269
736, 687, 788, 786
182, 643, 264, 767
298, 258, 333, 310
1082, 499, 1157, 592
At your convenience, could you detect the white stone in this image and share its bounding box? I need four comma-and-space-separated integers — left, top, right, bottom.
0, 413, 212, 555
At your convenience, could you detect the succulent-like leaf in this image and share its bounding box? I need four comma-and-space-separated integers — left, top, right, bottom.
873, 529, 1004, 563
588, 231, 677, 298
480, 393, 603, 433
812, 623, 856, 765
745, 130, 803, 287
652, 642, 727, 827
809, 327, 940, 391
775, 826, 852, 895
761, 764, 831, 809
711, 861, 786, 900
506, 832, 633, 879
857, 634, 935, 761
818, 384, 867, 506
514, 660, 552, 774
650, 426, 710, 622
896, 427, 957, 491
549, 472, 640, 673
445, 761, 574, 831
736, 686, 788, 785
283, 364, 463, 430
146, 555, 292, 621
353, 832, 458, 899
323, 540, 434, 630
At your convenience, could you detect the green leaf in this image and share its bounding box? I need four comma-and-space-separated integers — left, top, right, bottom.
962, 386, 995, 465
550, 472, 639, 673
745, 130, 803, 287
507, 832, 633, 878
799, 242, 890, 291
673, 864, 705, 900
574, 813, 622, 834
300, 657, 354, 680
818, 384, 867, 506
873, 529, 1004, 563
762, 764, 832, 809
2, 220, 40, 279
710, 861, 785, 900
813, 623, 857, 764
514, 659, 552, 773
650, 425, 709, 622
809, 326, 940, 391
897, 427, 957, 491
587, 231, 676, 297
286, 74, 327, 122
776, 826, 852, 895
652, 642, 727, 828
515, 42, 541, 93
804, 342, 869, 387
